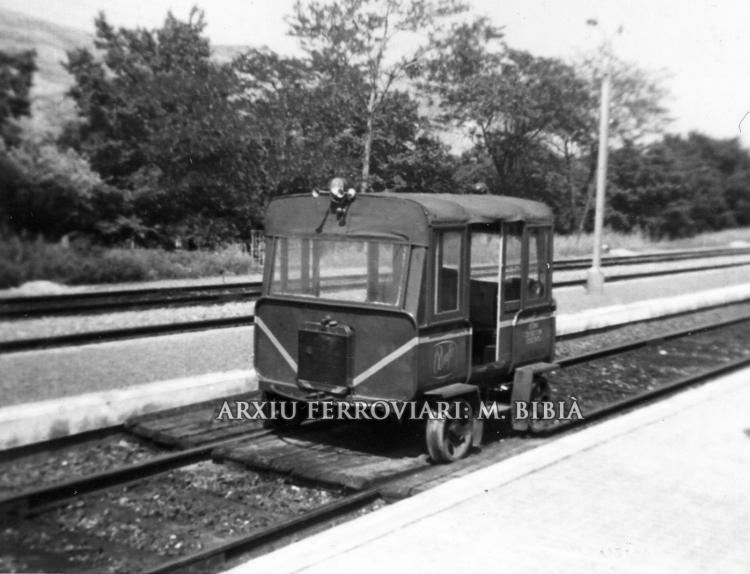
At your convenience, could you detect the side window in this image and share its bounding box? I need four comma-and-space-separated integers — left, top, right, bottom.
435, 230, 462, 313
527, 227, 550, 302
470, 231, 500, 279
503, 223, 523, 307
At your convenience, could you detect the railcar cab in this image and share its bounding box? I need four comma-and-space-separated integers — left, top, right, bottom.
255, 188, 555, 462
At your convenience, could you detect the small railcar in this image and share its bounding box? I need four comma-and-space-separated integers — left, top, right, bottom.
255, 186, 556, 462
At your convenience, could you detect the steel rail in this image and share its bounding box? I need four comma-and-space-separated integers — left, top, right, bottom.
553, 245, 750, 270
0, 315, 255, 353
141, 489, 382, 574
6, 258, 750, 355
556, 312, 750, 368
0, 281, 263, 318
4, 311, 746, 511
538, 354, 750, 436
3, 245, 750, 318
144, 329, 750, 574
553, 260, 750, 288
3, 312, 749, 569
0, 429, 270, 522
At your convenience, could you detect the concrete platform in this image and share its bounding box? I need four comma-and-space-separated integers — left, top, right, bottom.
0, 370, 256, 449
226, 366, 750, 574
3, 272, 750, 448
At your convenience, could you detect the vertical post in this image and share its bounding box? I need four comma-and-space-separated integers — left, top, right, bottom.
495, 227, 505, 362
586, 63, 611, 294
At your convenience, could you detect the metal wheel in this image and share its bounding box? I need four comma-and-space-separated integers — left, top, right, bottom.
425, 399, 475, 463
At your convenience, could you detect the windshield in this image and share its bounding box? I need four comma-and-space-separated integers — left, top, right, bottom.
270, 237, 409, 307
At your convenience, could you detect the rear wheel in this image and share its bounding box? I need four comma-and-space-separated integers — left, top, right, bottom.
425, 399, 478, 463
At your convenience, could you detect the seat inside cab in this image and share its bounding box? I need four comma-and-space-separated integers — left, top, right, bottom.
468, 222, 551, 364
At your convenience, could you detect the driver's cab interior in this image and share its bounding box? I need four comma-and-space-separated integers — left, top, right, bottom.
434, 222, 553, 365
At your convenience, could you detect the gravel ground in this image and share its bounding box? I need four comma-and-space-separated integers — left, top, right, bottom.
3, 284, 750, 406
556, 300, 750, 357
3, 311, 749, 571
0, 460, 342, 573
0, 274, 263, 298
549, 319, 750, 417
0, 301, 255, 343
0, 435, 161, 496
555, 265, 750, 314
3, 256, 750, 344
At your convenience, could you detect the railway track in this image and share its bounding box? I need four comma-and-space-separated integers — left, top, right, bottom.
2, 311, 749, 572
4, 252, 750, 354
3, 245, 750, 320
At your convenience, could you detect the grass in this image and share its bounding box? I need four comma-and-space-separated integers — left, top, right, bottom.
0, 237, 262, 289
554, 227, 750, 259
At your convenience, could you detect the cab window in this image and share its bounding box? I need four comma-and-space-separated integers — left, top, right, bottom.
503, 223, 523, 310
470, 231, 500, 279
435, 230, 462, 314
526, 227, 551, 303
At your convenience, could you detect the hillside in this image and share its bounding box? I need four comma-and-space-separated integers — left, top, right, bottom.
0, 7, 467, 149
0, 7, 92, 96
0, 7, 250, 129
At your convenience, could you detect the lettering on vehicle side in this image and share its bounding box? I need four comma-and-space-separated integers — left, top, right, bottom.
432, 340, 457, 378
524, 321, 543, 345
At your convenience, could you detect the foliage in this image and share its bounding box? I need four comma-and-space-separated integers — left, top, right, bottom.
425, 19, 593, 217
608, 133, 750, 238
3, 2, 750, 284
236, 13, 457, 194
63, 9, 268, 241
0, 48, 36, 145
286, 0, 467, 191
0, 236, 260, 288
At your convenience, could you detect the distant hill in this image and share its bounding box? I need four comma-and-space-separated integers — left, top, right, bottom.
0, 7, 252, 132
0, 8, 253, 94
0, 7, 468, 150
0, 7, 92, 97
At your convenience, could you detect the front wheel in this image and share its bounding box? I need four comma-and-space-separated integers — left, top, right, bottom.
425, 399, 480, 463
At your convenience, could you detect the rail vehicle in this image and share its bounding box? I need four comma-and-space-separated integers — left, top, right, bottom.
254, 182, 556, 462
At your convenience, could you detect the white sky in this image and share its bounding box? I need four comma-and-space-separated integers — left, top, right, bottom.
2, 0, 750, 148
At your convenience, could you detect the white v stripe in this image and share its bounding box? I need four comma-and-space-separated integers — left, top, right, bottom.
255, 316, 298, 372
352, 338, 418, 387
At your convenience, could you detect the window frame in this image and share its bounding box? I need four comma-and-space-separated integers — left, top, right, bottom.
266, 234, 410, 309
522, 224, 553, 309
501, 222, 524, 315
429, 226, 467, 323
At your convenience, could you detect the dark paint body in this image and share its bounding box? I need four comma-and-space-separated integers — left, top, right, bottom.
255, 193, 555, 404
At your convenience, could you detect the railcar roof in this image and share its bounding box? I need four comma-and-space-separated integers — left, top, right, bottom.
265, 192, 553, 245
389, 193, 553, 224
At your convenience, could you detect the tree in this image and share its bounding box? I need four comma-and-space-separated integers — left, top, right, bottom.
0, 49, 36, 146
287, 0, 467, 191
572, 53, 671, 232
236, 42, 455, 194
64, 9, 267, 242
426, 18, 592, 227
607, 132, 750, 239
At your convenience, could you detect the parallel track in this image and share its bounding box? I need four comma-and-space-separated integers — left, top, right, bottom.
3, 312, 749, 572
3, 245, 750, 319
4, 255, 750, 354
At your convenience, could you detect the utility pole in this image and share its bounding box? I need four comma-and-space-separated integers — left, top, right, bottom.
585, 20, 620, 294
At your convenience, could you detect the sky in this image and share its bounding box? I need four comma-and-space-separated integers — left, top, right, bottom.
2, 0, 749, 148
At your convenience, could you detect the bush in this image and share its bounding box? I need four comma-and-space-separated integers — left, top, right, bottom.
0, 236, 261, 288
